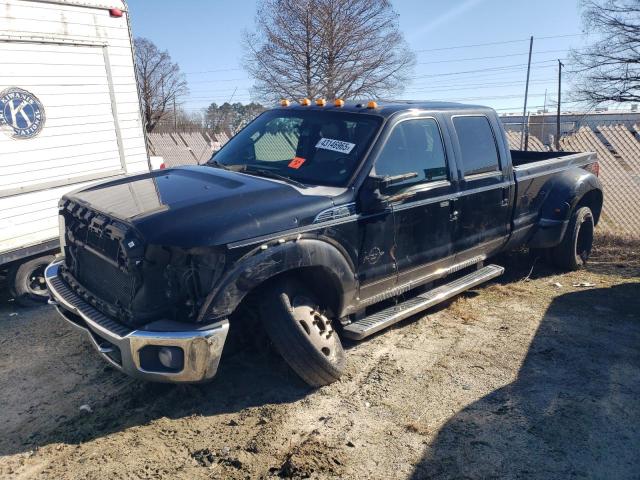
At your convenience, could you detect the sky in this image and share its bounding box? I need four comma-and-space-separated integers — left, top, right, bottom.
127, 0, 589, 115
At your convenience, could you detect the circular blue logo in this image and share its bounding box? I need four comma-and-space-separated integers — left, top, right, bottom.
0, 87, 46, 139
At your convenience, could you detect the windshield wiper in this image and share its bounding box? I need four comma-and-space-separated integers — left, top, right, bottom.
242, 166, 308, 189
208, 160, 233, 171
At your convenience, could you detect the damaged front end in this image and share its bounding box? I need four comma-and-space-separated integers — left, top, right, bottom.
59, 199, 226, 328
46, 199, 230, 382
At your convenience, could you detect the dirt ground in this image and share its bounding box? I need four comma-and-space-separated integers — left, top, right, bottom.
1, 239, 639, 480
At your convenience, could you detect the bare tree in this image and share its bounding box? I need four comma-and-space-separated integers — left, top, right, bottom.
571, 0, 640, 104
134, 37, 189, 132
243, 0, 415, 102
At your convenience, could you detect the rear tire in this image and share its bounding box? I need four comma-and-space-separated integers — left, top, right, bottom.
551, 206, 594, 271
8, 255, 55, 307
261, 278, 345, 387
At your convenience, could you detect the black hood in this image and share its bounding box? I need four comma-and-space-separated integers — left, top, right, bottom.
65, 166, 337, 248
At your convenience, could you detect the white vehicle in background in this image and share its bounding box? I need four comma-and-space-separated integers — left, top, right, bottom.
0, 0, 150, 305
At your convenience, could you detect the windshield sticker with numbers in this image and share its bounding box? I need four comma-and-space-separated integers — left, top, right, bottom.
315, 138, 356, 154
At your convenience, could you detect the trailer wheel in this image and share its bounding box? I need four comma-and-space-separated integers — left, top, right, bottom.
552, 206, 594, 271
261, 279, 345, 387
8, 255, 55, 307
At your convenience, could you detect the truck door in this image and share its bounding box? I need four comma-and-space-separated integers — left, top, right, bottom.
449, 115, 512, 262
373, 117, 456, 288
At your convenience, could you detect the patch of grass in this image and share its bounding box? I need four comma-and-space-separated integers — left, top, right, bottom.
448, 296, 478, 324
593, 233, 640, 263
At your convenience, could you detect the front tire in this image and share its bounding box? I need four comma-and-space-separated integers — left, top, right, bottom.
552, 206, 594, 271
8, 255, 55, 307
261, 279, 345, 387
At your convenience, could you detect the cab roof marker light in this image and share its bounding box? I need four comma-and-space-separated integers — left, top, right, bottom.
109, 8, 123, 17
299, 98, 311, 106
367, 100, 378, 109
334, 99, 345, 107
316, 98, 326, 106
280, 99, 290, 107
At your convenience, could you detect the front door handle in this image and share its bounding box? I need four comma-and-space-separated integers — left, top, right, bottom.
450, 209, 459, 222
501, 186, 510, 207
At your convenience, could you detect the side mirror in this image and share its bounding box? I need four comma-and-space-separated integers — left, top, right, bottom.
358, 172, 418, 213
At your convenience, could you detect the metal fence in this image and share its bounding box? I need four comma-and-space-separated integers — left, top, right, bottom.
146, 131, 227, 167
503, 122, 640, 239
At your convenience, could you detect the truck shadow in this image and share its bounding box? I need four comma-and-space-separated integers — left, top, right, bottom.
409, 282, 640, 479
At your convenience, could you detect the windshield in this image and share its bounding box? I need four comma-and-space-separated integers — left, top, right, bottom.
208, 109, 382, 187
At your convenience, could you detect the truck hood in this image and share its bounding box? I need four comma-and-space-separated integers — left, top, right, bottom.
65, 166, 337, 248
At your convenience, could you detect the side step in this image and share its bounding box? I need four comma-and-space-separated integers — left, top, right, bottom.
343, 264, 504, 340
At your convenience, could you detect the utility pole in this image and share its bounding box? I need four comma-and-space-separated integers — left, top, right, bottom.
173, 96, 177, 131
541, 88, 548, 146
520, 36, 534, 151
556, 59, 564, 151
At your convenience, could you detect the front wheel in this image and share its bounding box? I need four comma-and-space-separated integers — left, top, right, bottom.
552, 206, 594, 271
261, 279, 345, 387
8, 255, 55, 307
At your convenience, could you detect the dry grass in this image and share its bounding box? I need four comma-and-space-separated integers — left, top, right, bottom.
592, 232, 640, 264
447, 296, 478, 324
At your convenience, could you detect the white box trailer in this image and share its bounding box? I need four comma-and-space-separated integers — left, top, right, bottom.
0, 0, 149, 304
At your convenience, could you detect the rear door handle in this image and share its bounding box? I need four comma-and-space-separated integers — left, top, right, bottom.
449, 209, 459, 221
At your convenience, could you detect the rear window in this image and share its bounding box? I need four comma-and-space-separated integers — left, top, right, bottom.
453, 116, 500, 176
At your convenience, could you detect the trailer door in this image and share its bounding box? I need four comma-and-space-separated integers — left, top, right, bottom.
0, 40, 126, 198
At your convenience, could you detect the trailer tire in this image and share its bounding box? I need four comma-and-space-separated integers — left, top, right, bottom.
552, 206, 594, 271
8, 255, 54, 307
261, 278, 345, 387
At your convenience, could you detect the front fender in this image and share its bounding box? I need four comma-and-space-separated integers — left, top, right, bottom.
197, 238, 357, 321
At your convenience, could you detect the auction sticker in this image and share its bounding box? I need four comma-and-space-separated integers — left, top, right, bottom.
288, 156, 306, 169
315, 138, 355, 154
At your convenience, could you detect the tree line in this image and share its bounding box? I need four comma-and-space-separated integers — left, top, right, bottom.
134, 0, 640, 134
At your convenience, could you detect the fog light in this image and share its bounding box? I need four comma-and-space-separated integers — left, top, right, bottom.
158, 346, 183, 369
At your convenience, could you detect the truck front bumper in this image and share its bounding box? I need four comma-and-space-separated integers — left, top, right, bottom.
45, 259, 229, 383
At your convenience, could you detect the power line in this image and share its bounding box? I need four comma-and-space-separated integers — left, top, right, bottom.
414, 33, 583, 53
415, 49, 568, 66
409, 60, 561, 80
184, 66, 243, 75
183, 48, 570, 76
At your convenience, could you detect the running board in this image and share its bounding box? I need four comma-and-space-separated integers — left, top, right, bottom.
343, 264, 504, 340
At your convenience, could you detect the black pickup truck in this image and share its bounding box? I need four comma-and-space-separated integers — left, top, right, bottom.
45, 101, 602, 386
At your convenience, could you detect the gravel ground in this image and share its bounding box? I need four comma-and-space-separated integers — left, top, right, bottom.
0, 242, 638, 480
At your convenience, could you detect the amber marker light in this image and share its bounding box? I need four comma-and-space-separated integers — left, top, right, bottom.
316, 98, 326, 106
334, 99, 345, 107
367, 100, 378, 109
280, 99, 290, 107
299, 98, 311, 106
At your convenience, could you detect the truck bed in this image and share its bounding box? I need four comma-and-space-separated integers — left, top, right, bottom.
509, 149, 598, 244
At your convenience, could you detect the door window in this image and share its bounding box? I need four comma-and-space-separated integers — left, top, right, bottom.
374, 118, 448, 191
452, 116, 501, 176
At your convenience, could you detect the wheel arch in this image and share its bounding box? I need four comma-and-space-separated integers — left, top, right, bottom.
574, 188, 603, 225
528, 169, 602, 249
197, 238, 357, 322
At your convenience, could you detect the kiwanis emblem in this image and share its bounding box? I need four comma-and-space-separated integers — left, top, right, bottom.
0, 87, 46, 139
